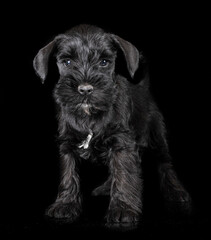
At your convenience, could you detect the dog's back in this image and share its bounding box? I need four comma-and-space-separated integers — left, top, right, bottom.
128, 75, 157, 148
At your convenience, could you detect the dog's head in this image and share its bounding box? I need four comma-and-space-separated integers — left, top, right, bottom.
33, 24, 141, 115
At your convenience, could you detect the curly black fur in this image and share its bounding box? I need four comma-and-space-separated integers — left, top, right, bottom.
33, 24, 191, 223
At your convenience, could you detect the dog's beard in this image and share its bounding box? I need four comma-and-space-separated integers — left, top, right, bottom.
80, 103, 91, 115
54, 77, 117, 116
55, 90, 115, 116
75, 95, 112, 115
76, 101, 92, 115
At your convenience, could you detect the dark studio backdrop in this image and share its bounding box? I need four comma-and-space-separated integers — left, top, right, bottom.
1, 2, 210, 238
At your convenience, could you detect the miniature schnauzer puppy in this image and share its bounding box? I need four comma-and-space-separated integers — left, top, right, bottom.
33, 24, 191, 223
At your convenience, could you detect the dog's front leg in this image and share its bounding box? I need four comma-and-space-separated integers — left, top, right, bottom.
106, 137, 142, 223
46, 148, 81, 220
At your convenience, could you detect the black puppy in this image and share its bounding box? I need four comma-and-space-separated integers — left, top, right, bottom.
33, 24, 191, 223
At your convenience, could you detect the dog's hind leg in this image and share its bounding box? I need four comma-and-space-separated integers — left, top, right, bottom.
149, 108, 192, 210
92, 176, 112, 196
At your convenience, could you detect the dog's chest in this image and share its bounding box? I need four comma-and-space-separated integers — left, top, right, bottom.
73, 131, 111, 161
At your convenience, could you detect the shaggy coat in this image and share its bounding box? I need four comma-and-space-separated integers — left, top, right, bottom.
33, 24, 191, 223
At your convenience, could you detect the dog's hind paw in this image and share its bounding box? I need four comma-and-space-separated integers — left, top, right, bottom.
164, 185, 192, 206
45, 202, 81, 220
92, 185, 110, 196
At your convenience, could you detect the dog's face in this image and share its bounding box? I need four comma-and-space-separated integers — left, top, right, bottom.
54, 28, 117, 115
33, 25, 140, 115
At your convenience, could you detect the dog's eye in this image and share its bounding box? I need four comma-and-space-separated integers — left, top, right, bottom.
99, 59, 109, 67
63, 59, 71, 67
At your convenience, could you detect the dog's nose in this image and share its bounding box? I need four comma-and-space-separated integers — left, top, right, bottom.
78, 84, 94, 95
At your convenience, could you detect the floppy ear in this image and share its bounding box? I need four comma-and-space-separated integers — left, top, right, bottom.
111, 34, 140, 78
33, 40, 55, 83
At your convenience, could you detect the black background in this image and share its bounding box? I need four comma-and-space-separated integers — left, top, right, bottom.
1, 2, 210, 238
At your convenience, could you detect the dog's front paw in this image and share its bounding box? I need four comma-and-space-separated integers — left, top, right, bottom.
45, 202, 81, 220
106, 207, 140, 223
